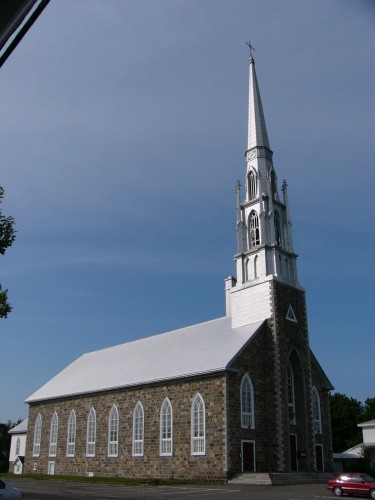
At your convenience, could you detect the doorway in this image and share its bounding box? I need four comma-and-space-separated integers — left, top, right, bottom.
241, 440, 255, 472
48, 461, 55, 475
316, 444, 324, 471
289, 434, 298, 471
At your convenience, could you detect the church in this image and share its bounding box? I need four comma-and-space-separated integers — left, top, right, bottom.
24, 52, 334, 482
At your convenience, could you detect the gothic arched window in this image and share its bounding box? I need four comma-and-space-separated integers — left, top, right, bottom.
287, 362, 296, 424
191, 393, 205, 455
49, 412, 58, 457
86, 407, 96, 457
254, 255, 258, 279
32, 414, 42, 457
160, 398, 173, 456
66, 410, 76, 457
133, 402, 144, 456
312, 387, 322, 434
108, 405, 119, 457
248, 170, 257, 200
15, 438, 20, 456
240, 374, 255, 429
249, 211, 260, 247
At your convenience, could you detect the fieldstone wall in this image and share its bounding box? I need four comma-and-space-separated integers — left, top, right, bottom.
271, 280, 333, 473
226, 321, 279, 475
25, 374, 228, 482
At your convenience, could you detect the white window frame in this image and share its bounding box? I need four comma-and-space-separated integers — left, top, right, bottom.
132, 402, 144, 457
241, 373, 255, 429
49, 412, 58, 457
248, 170, 257, 200
312, 386, 322, 434
86, 407, 96, 457
66, 410, 76, 457
249, 210, 260, 247
191, 393, 205, 456
33, 414, 42, 457
15, 438, 20, 456
108, 405, 119, 457
160, 398, 173, 456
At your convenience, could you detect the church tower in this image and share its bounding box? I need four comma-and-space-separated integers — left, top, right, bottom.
225, 47, 333, 474
225, 47, 300, 327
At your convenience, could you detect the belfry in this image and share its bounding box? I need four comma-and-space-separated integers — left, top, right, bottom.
23, 50, 333, 482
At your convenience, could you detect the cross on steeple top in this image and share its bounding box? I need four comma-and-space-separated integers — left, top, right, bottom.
246, 41, 255, 59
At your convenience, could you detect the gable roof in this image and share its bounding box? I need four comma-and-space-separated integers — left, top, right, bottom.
8, 418, 28, 434
26, 317, 265, 403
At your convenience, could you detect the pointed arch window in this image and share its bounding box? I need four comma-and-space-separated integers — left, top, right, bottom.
312, 387, 322, 434
160, 398, 173, 456
288, 362, 296, 424
191, 393, 205, 455
86, 407, 96, 457
66, 410, 76, 457
49, 412, 58, 457
241, 374, 255, 429
274, 211, 281, 246
248, 170, 257, 200
132, 402, 144, 456
15, 438, 21, 456
254, 255, 258, 279
33, 414, 42, 457
108, 405, 119, 457
249, 211, 260, 247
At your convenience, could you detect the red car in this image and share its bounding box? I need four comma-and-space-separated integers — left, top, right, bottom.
327, 473, 375, 498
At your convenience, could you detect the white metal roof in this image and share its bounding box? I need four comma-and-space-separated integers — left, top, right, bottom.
8, 418, 28, 434
26, 317, 264, 403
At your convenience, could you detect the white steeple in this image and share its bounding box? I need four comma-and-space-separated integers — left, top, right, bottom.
226, 47, 301, 327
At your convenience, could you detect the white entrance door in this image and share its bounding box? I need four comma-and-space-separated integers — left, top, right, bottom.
48, 461, 55, 475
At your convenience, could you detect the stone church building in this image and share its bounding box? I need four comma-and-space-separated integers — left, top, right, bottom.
24, 53, 334, 482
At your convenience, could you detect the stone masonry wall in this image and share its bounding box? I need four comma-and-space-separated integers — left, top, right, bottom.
25, 374, 228, 482
226, 321, 279, 475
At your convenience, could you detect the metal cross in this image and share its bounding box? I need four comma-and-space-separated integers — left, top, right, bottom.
246, 41, 255, 58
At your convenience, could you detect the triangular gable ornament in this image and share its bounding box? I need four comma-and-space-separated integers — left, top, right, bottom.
286, 305, 297, 323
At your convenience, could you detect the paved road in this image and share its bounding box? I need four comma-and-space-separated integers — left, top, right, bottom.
4, 478, 338, 500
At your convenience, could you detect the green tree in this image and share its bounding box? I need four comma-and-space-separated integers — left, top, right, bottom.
0, 186, 16, 318
330, 393, 363, 451
363, 398, 375, 422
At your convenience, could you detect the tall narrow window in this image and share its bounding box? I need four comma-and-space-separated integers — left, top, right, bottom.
245, 258, 250, 281
66, 410, 76, 457
249, 211, 260, 247
86, 407, 96, 457
49, 412, 58, 457
274, 211, 281, 246
15, 438, 20, 456
254, 255, 258, 279
132, 402, 144, 457
312, 387, 322, 434
288, 362, 296, 424
241, 374, 255, 429
191, 393, 205, 455
108, 405, 119, 457
248, 170, 257, 200
160, 398, 173, 456
33, 414, 42, 457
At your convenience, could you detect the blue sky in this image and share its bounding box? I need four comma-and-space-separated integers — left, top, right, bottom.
1, 0, 374, 422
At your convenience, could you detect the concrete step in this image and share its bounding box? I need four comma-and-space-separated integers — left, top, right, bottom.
229, 473, 272, 485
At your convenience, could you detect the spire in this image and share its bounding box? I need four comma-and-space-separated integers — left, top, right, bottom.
246, 43, 270, 151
